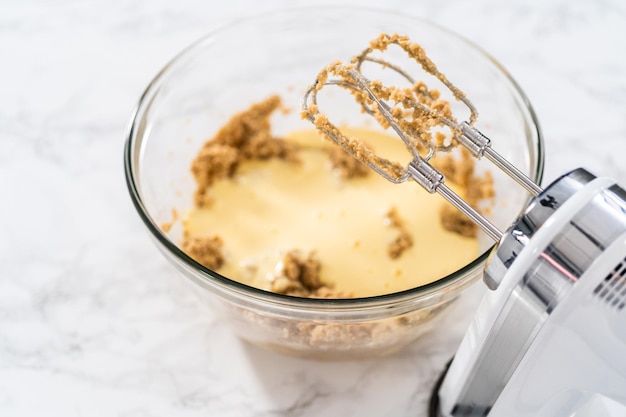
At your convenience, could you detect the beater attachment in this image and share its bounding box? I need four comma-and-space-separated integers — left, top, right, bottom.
302, 33, 542, 242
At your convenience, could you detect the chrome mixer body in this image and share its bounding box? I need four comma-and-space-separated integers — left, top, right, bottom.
434, 168, 626, 416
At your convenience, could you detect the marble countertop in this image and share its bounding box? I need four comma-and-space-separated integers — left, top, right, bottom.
2, 0, 626, 416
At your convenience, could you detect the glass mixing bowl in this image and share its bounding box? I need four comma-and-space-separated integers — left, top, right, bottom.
124, 7, 544, 359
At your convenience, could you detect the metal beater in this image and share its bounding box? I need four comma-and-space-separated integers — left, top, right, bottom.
302, 33, 541, 243
303, 33, 626, 417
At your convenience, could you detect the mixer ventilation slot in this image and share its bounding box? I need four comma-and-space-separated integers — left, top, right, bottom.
593, 258, 626, 311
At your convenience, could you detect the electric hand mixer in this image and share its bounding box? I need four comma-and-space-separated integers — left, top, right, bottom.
303, 34, 626, 417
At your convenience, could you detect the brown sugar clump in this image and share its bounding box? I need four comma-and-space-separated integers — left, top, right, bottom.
270, 251, 351, 298
432, 148, 475, 187
438, 170, 495, 237
190, 95, 297, 207
439, 205, 477, 238
466, 170, 496, 203
182, 235, 225, 270
191, 145, 240, 207
388, 232, 413, 259
436, 169, 495, 238
270, 251, 320, 297
240, 130, 295, 160
211, 95, 281, 148
327, 146, 370, 179
432, 148, 495, 237
386, 207, 414, 259
436, 167, 495, 238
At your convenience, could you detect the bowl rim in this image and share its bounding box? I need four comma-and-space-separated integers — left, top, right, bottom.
123, 6, 545, 310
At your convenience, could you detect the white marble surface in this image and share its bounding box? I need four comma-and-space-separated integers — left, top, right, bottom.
2, 0, 626, 416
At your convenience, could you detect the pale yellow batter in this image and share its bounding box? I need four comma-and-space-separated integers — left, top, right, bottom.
183, 128, 478, 298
